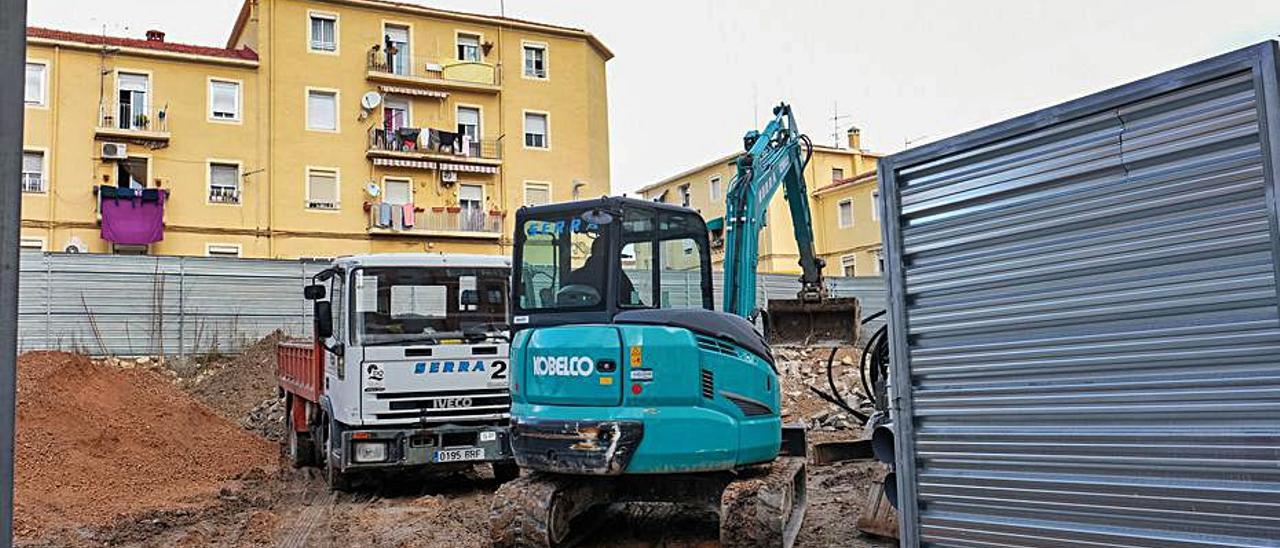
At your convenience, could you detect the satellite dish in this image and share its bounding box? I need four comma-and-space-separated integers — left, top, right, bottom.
361, 91, 383, 110
365, 182, 382, 198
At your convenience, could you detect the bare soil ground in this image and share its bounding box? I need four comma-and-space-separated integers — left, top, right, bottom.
13, 342, 897, 547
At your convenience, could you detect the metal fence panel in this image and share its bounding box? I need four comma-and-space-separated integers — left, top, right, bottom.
19, 252, 885, 357
878, 42, 1280, 546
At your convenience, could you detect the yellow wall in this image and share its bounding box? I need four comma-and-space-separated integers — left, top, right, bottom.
813, 174, 883, 276
22, 40, 263, 256
638, 141, 882, 276
21, 0, 611, 259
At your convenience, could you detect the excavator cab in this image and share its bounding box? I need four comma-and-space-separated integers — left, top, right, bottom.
511, 197, 715, 330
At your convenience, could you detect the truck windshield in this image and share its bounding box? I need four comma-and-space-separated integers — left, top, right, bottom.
351, 267, 508, 346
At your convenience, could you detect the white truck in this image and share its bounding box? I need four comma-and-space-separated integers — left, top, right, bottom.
278, 254, 517, 490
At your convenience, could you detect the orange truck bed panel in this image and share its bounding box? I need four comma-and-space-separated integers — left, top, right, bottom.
277, 339, 323, 402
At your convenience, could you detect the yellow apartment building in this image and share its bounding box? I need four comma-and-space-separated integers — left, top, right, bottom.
636, 128, 884, 276
20, 0, 611, 258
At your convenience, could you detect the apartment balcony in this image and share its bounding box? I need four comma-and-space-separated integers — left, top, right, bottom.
366, 203, 503, 239
366, 50, 500, 93
367, 128, 502, 172
95, 102, 171, 143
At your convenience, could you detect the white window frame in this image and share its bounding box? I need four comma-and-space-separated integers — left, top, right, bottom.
207, 78, 242, 123
456, 31, 483, 63
308, 11, 339, 54
25, 60, 48, 108
708, 174, 722, 201
22, 148, 47, 194
20, 237, 46, 251
206, 243, 243, 258
305, 87, 340, 132
871, 190, 880, 221
523, 110, 550, 150
837, 198, 854, 228
305, 166, 341, 211
523, 180, 552, 206
382, 21, 413, 76
522, 41, 548, 80
206, 160, 243, 205
114, 68, 153, 131
840, 254, 857, 277
873, 249, 884, 274
678, 184, 692, 208
456, 104, 482, 142
382, 176, 414, 205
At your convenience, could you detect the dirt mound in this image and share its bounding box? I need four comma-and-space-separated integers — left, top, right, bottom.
13, 351, 278, 540
175, 331, 285, 423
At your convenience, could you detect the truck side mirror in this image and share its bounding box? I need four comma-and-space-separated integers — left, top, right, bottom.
304, 284, 326, 300
315, 301, 334, 339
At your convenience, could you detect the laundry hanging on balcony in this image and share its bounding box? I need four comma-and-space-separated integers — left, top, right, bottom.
402, 203, 415, 228
99, 185, 167, 245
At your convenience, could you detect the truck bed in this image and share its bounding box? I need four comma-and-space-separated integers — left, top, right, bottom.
277, 339, 323, 403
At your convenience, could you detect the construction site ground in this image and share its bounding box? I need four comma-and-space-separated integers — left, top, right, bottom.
13, 338, 896, 547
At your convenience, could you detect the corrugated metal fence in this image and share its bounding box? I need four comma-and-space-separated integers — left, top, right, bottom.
878, 41, 1280, 546
18, 251, 328, 356
17, 251, 885, 356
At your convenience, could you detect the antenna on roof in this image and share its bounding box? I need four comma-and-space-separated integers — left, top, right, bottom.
830, 101, 853, 148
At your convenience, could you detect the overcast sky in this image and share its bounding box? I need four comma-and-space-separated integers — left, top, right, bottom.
28, 1, 1280, 193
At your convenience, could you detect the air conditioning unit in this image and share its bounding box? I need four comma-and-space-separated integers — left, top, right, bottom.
64, 237, 86, 254
440, 170, 459, 184
101, 142, 128, 160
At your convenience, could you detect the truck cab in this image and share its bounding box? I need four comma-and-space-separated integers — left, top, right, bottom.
282, 253, 516, 489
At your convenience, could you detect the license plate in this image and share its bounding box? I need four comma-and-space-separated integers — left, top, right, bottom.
434, 448, 485, 462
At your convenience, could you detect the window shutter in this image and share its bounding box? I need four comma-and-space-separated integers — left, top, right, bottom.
211, 164, 238, 189
212, 81, 238, 117
308, 91, 336, 130
309, 171, 338, 203
384, 180, 411, 205
460, 184, 483, 201
24, 64, 43, 103
525, 113, 547, 135
22, 152, 42, 174
118, 73, 148, 92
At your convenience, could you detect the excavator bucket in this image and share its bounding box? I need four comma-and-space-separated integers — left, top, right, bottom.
766, 297, 861, 347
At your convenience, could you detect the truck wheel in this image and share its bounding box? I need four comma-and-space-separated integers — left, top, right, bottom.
285, 396, 318, 468
324, 418, 352, 492
492, 460, 521, 484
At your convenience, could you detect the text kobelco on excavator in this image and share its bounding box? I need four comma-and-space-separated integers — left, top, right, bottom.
532, 355, 596, 377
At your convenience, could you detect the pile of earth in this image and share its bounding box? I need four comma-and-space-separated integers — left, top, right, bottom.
169, 331, 289, 441
12, 351, 278, 541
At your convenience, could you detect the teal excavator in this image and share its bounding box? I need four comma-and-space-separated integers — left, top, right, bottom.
489, 103, 859, 547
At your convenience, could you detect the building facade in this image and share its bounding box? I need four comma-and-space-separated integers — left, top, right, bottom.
20, 0, 612, 259
637, 128, 884, 276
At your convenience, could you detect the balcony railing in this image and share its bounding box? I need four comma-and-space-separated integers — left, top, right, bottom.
368, 127, 502, 161
21, 174, 45, 193
208, 186, 241, 204
368, 204, 502, 236
366, 50, 499, 87
98, 101, 169, 134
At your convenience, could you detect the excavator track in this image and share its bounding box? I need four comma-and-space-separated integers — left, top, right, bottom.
489, 473, 609, 548
719, 457, 807, 548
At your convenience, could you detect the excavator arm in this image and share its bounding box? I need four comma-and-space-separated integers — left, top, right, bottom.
722, 103, 859, 345
723, 103, 825, 318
